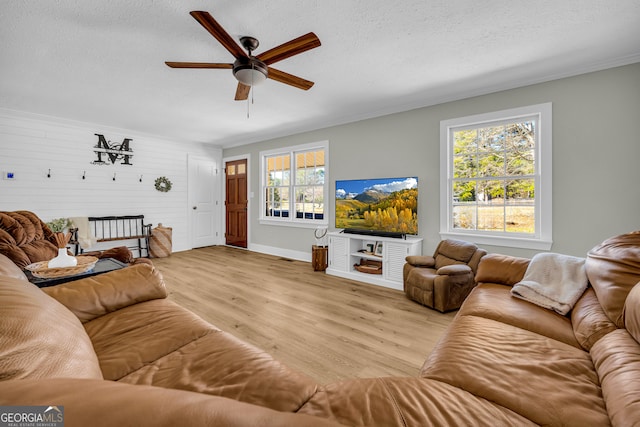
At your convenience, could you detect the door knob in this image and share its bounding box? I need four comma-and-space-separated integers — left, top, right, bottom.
193, 206, 197, 210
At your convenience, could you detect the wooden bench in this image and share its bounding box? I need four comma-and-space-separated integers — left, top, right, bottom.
76, 215, 152, 258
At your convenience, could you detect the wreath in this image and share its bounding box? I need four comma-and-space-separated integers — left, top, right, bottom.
154, 176, 172, 192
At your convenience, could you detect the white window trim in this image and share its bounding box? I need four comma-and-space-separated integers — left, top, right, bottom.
439, 103, 552, 250
259, 140, 329, 229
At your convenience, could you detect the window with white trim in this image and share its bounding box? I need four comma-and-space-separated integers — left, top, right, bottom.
440, 103, 552, 250
260, 141, 328, 228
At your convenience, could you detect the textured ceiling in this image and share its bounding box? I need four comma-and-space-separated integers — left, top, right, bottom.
1, 1, 639, 147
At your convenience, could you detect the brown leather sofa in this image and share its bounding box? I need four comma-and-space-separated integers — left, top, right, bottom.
0, 254, 340, 427
1, 231, 639, 426
404, 239, 487, 312
297, 231, 640, 426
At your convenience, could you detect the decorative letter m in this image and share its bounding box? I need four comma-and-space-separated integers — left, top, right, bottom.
92, 134, 134, 165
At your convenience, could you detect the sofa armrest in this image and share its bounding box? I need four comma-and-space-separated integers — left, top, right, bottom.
0, 378, 340, 427
475, 253, 530, 286
42, 263, 167, 323
436, 264, 471, 276
406, 255, 435, 267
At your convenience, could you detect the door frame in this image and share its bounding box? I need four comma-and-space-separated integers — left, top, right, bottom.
188, 153, 222, 249
222, 153, 251, 249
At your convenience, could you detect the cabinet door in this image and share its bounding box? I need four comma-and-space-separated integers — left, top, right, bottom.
384, 243, 408, 283
329, 236, 349, 272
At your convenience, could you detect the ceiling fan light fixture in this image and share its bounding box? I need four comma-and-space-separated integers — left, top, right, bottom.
166, 13, 320, 101
233, 59, 268, 86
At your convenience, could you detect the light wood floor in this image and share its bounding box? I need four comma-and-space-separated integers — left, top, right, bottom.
152, 246, 456, 385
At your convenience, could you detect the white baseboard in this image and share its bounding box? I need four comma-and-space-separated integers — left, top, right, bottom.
247, 243, 312, 263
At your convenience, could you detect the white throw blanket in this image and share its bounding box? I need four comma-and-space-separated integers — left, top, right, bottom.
70, 217, 97, 250
511, 253, 588, 315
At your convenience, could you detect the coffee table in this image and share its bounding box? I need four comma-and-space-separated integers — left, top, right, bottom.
25, 257, 128, 288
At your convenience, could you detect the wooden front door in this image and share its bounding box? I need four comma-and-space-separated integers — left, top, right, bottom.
225, 159, 248, 248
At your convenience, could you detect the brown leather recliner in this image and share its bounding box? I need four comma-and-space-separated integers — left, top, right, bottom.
0, 211, 60, 269
403, 239, 486, 312
0, 211, 138, 269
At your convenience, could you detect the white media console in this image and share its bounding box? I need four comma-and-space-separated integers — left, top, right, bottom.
326, 231, 422, 290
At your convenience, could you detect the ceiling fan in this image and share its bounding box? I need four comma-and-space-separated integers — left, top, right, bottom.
166, 11, 321, 101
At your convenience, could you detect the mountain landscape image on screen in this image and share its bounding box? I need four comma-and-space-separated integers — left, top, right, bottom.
335, 177, 418, 234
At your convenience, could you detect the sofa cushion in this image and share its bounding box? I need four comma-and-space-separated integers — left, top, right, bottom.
120, 328, 318, 413
436, 239, 477, 263
475, 253, 530, 286
84, 299, 216, 380
43, 263, 167, 323
586, 230, 640, 327
299, 377, 537, 427
434, 254, 465, 269
433, 240, 478, 270
0, 276, 103, 381
459, 284, 581, 348
421, 315, 609, 426
85, 298, 318, 412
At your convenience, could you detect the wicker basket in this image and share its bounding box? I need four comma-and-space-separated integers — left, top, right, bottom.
354, 258, 383, 274
149, 223, 172, 258
25, 256, 99, 279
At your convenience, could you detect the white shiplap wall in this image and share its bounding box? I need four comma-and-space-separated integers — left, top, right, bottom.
0, 109, 221, 253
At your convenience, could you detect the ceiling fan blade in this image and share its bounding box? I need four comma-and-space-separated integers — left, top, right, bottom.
267, 68, 314, 90
234, 83, 251, 101
257, 32, 321, 65
165, 62, 233, 69
190, 11, 248, 60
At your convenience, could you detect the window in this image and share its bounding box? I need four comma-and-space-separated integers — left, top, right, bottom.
440, 103, 552, 250
261, 141, 328, 228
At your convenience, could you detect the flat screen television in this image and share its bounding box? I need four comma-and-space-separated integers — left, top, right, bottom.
335, 177, 418, 235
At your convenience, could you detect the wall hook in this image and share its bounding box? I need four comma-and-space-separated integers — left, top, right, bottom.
139, 174, 143, 183
82, 171, 86, 180
47, 169, 51, 178
112, 173, 116, 181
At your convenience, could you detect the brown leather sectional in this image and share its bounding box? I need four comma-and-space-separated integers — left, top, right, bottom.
1, 231, 639, 426
0, 256, 339, 426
